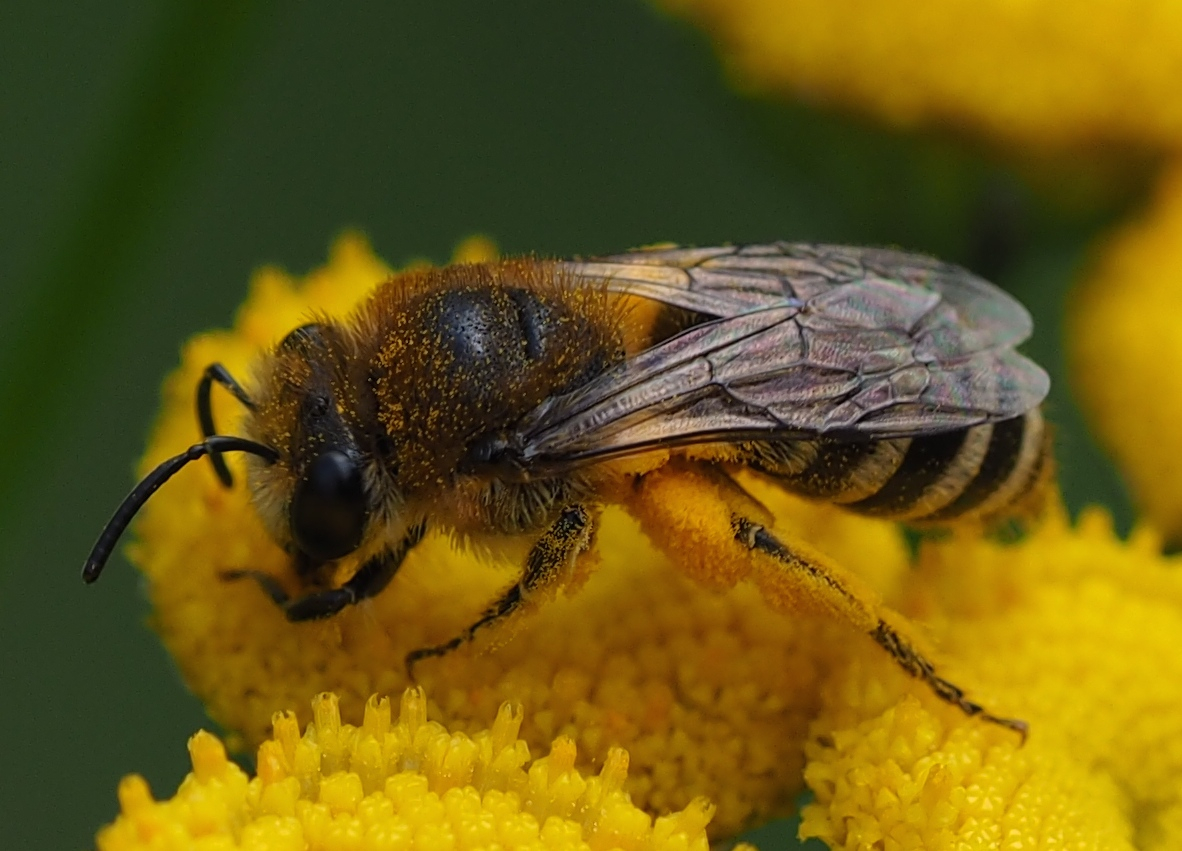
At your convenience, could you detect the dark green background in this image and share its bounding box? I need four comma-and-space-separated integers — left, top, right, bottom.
0, 2, 1134, 848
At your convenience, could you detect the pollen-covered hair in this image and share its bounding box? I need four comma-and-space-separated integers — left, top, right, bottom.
346, 258, 627, 490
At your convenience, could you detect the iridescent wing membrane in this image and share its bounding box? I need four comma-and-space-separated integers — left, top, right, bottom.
512, 243, 1048, 469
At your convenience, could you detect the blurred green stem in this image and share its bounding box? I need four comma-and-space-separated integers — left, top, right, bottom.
0, 1, 274, 565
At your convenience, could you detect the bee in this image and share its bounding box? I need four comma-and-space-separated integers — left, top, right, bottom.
83, 243, 1049, 736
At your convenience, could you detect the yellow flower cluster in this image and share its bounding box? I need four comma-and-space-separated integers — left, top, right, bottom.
655, 0, 1182, 153
801, 508, 1182, 850
127, 234, 913, 838
1070, 163, 1182, 541
107, 235, 1182, 849
97, 688, 718, 851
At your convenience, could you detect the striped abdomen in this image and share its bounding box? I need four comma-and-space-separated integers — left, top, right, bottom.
744, 408, 1049, 523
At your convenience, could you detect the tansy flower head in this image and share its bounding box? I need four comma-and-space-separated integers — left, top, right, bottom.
96, 688, 718, 851
1070, 162, 1182, 542
800, 508, 1182, 849
94, 232, 1182, 848
123, 233, 916, 838
656, 0, 1182, 155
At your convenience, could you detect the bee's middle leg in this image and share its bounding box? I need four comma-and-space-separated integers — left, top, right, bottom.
405, 504, 595, 676
223, 521, 426, 620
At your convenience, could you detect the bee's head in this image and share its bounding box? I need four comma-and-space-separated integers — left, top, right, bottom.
81, 321, 393, 586
286, 447, 367, 561
245, 322, 375, 564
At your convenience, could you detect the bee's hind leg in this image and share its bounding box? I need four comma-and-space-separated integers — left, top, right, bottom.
626, 460, 1027, 740
223, 521, 426, 620
734, 517, 1027, 739
404, 504, 595, 678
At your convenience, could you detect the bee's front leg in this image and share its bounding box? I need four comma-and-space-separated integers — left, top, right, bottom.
626, 460, 1027, 740
223, 521, 427, 620
195, 362, 256, 487
404, 504, 595, 677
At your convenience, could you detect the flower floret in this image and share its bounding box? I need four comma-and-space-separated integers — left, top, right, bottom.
97, 689, 715, 851
799, 508, 1182, 850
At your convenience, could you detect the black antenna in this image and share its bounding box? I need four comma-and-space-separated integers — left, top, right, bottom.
82, 436, 280, 584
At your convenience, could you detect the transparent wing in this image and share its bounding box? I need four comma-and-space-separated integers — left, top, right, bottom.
510, 244, 1048, 470
559, 242, 1034, 351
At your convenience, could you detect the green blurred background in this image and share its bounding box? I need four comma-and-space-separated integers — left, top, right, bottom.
0, 2, 1135, 848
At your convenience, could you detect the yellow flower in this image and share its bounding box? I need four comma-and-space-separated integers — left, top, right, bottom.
655, 0, 1182, 154
1069, 161, 1182, 542
96, 688, 717, 851
799, 508, 1182, 850
101, 233, 1182, 848
124, 233, 915, 838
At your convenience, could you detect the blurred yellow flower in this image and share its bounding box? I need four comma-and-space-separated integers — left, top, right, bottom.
656, 0, 1182, 153
127, 233, 916, 838
1070, 162, 1182, 541
800, 508, 1182, 850
96, 688, 717, 851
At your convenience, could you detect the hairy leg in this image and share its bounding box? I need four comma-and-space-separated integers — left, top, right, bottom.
224, 521, 427, 620
625, 460, 1027, 739
405, 505, 594, 676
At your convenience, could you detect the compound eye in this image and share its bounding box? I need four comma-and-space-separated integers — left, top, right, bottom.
278, 322, 325, 353
290, 450, 368, 561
